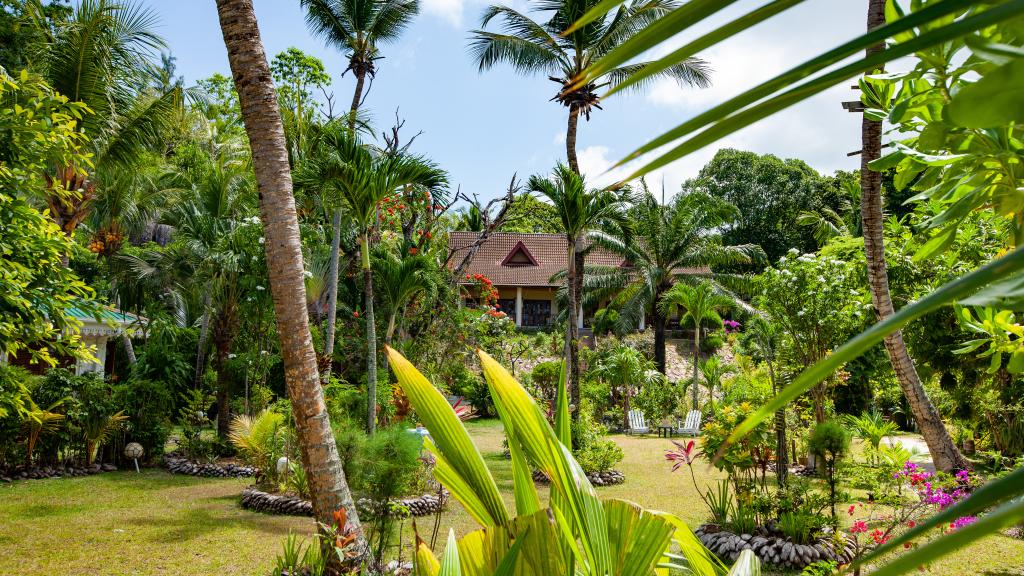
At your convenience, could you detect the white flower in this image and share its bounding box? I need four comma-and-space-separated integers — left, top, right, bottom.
303, 270, 313, 278
258, 237, 265, 244
261, 350, 269, 355
256, 285, 265, 291
797, 310, 806, 317
228, 353, 237, 359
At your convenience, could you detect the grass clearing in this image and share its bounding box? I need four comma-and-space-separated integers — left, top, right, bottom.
1, 418, 1021, 575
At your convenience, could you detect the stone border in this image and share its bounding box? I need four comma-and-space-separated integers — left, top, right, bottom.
241, 486, 448, 518
532, 469, 625, 486
163, 456, 256, 478
0, 463, 117, 482
242, 486, 313, 516
695, 525, 854, 570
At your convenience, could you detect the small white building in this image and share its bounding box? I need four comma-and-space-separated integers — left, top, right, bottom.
70, 307, 144, 376
0, 307, 143, 377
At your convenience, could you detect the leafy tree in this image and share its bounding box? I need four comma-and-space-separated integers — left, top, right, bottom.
527, 164, 626, 421
298, 125, 446, 434
0, 0, 71, 72
470, 0, 709, 173
587, 187, 760, 373
0, 71, 97, 365
590, 344, 661, 429
682, 149, 846, 264
23, 0, 186, 244
498, 192, 562, 233
197, 73, 243, 135
270, 47, 330, 158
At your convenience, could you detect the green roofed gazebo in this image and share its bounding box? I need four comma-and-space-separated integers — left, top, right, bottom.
66, 307, 145, 376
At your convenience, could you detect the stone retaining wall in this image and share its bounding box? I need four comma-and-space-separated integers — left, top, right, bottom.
532, 469, 625, 486
240, 487, 448, 518
163, 456, 256, 478
0, 463, 117, 482
695, 525, 854, 570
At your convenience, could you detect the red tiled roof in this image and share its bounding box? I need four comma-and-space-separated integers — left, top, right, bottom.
448, 232, 705, 287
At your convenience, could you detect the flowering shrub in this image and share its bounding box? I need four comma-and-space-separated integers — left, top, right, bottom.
699, 402, 773, 492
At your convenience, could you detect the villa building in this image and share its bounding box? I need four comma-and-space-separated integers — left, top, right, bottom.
449, 232, 704, 329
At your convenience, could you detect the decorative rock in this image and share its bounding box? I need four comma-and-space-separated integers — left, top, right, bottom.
532, 469, 625, 486
162, 456, 256, 478
695, 524, 854, 570
242, 487, 449, 518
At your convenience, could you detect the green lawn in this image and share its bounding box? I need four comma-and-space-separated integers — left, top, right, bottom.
1, 419, 1022, 575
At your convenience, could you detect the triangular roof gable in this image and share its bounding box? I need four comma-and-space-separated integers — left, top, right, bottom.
500, 240, 540, 266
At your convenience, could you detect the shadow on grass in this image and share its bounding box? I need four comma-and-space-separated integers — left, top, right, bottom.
129, 504, 301, 543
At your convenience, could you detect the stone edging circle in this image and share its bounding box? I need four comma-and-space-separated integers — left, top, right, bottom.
0, 463, 117, 482
695, 525, 854, 570
163, 456, 256, 478
532, 469, 625, 486
240, 486, 449, 518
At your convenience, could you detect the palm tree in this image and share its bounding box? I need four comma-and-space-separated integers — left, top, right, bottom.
25, 0, 185, 245
587, 188, 761, 373
373, 249, 435, 346
299, 125, 446, 434
591, 345, 662, 429
300, 0, 420, 372
857, 0, 966, 472
470, 0, 710, 173
658, 282, 734, 411
527, 164, 626, 419
698, 356, 732, 404
214, 0, 366, 552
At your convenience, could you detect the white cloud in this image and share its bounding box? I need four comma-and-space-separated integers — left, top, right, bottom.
421, 0, 469, 27
553, 131, 566, 145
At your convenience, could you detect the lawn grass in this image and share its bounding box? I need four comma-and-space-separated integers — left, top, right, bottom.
1, 418, 1022, 575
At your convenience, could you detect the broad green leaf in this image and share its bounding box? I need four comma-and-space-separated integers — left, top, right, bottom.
725, 246, 1024, 446
954, 270, 1024, 309
655, 512, 727, 576
439, 530, 462, 576
726, 550, 761, 576
386, 346, 510, 527
601, 0, 803, 99
603, 500, 676, 576
478, 350, 612, 575
949, 58, 1024, 127
868, 150, 907, 171
599, 0, 994, 174
416, 539, 441, 576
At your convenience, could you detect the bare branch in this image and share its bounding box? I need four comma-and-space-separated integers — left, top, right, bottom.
448, 174, 519, 282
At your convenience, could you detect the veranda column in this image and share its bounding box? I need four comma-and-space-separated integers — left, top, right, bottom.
577, 304, 584, 329
515, 287, 523, 328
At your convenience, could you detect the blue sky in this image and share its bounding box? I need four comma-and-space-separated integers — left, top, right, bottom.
144, 0, 868, 200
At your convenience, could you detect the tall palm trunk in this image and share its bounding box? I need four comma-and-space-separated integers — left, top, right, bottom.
322, 208, 342, 381
691, 323, 700, 411
859, 0, 966, 472
322, 66, 369, 380
564, 240, 580, 421
765, 355, 787, 486
213, 331, 233, 439
566, 104, 581, 174
215, 0, 366, 551
361, 235, 378, 435
193, 293, 212, 388
652, 305, 667, 374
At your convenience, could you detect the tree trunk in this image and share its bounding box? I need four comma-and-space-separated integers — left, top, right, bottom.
194, 294, 212, 389
349, 69, 366, 130
215, 0, 366, 554
859, 0, 966, 472
564, 240, 580, 421
766, 357, 787, 487
362, 235, 378, 435
653, 306, 666, 374
691, 325, 700, 411
571, 244, 585, 420
322, 207, 342, 382
566, 104, 581, 174
121, 333, 137, 365
214, 333, 232, 439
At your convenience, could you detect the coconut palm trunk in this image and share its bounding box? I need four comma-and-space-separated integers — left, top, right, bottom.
652, 307, 667, 374
361, 234, 378, 434
322, 208, 342, 382
691, 323, 700, 411
322, 56, 369, 382
566, 104, 581, 174
859, 0, 966, 472
565, 241, 581, 420
215, 0, 365, 548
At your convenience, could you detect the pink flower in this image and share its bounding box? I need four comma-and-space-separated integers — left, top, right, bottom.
950, 516, 976, 530
850, 521, 869, 534
665, 440, 697, 470
847, 505, 856, 516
